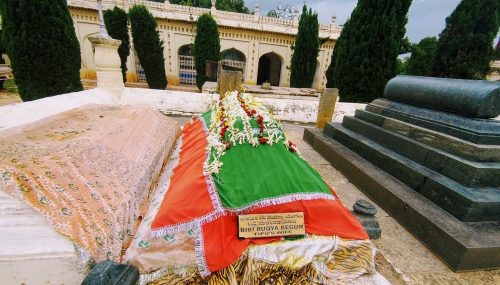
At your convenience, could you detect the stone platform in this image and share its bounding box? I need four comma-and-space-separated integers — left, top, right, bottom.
305, 76, 500, 272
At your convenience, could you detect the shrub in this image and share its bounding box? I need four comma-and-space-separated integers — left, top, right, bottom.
290, 5, 319, 88
325, 0, 412, 102
193, 13, 220, 90
0, 0, 83, 101
406, 37, 438, 76
129, 5, 167, 89
432, 0, 499, 79
104, 6, 130, 83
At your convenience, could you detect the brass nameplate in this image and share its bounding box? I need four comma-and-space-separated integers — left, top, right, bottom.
238, 212, 305, 238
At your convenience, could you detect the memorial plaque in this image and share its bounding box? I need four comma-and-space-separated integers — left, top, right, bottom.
238, 212, 305, 239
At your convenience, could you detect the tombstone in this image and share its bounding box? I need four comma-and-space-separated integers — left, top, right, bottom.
304, 76, 500, 271
217, 61, 243, 95
206, 60, 219, 82
316, 88, 339, 129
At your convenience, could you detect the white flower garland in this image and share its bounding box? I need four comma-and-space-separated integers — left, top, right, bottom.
204, 91, 300, 176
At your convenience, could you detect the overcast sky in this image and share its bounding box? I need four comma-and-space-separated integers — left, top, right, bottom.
245, 0, 463, 43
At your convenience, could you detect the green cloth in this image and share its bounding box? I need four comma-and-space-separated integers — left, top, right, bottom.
201, 111, 331, 209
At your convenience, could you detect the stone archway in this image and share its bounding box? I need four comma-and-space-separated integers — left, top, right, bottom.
221, 48, 246, 81
178, 44, 196, 85
257, 52, 282, 86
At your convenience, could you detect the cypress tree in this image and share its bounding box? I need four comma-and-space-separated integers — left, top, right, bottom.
325, 0, 411, 102
129, 5, 167, 89
194, 13, 220, 90
290, 5, 319, 88
406, 37, 438, 76
495, 39, 500, 60
104, 6, 130, 83
0, 0, 83, 101
0, 32, 6, 64
432, 0, 499, 79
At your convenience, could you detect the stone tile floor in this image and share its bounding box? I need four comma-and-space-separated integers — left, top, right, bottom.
280, 122, 500, 285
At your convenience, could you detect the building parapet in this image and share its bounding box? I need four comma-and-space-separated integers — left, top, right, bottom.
67, 0, 341, 39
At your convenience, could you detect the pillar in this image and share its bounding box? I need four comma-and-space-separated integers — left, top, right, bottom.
88, 35, 125, 98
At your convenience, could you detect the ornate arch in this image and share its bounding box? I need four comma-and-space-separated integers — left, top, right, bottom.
257, 52, 282, 86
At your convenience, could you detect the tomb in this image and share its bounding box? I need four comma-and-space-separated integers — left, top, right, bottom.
305, 75, 500, 271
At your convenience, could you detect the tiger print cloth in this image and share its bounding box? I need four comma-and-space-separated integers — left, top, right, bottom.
148, 236, 376, 285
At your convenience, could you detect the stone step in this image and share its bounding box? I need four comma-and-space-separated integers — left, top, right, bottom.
321, 123, 500, 222
366, 99, 500, 144
336, 116, 500, 188
303, 127, 500, 271
354, 109, 500, 162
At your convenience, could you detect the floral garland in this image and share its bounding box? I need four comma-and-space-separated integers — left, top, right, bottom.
205, 91, 299, 176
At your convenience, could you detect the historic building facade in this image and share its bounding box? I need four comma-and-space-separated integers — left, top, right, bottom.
67, 0, 341, 89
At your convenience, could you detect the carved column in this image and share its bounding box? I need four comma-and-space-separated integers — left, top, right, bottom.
88, 36, 125, 97
88, 0, 125, 98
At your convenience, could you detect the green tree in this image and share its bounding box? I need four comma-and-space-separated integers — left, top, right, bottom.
129, 5, 167, 89
396, 57, 409, 75
194, 13, 220, 90
406, 37, 438, 76
290, 5, 319, 88
495, 39, 500, 60
432, 0, 499, 79
0, 0, 83, 101
0, 32, 6, 64
104, 6, 130, 83
326, 0, 412, 103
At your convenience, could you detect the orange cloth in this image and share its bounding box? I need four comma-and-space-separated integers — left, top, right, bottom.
152, 119, 217, 231
203, 198, 368, 272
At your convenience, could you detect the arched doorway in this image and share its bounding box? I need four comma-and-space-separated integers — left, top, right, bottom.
257, 52, 281, 86
221, 48, 246, 81
178, 44, 196, 85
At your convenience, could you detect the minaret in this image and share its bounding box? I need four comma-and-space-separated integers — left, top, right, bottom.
254, 3, 260, 20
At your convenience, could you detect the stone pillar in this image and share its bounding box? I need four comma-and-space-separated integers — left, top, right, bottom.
88, 35, 125, 98
316, 88, 339, 128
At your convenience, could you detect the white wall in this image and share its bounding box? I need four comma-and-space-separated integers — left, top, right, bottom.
0, 89, 117, 131
0, 88, 366, 132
